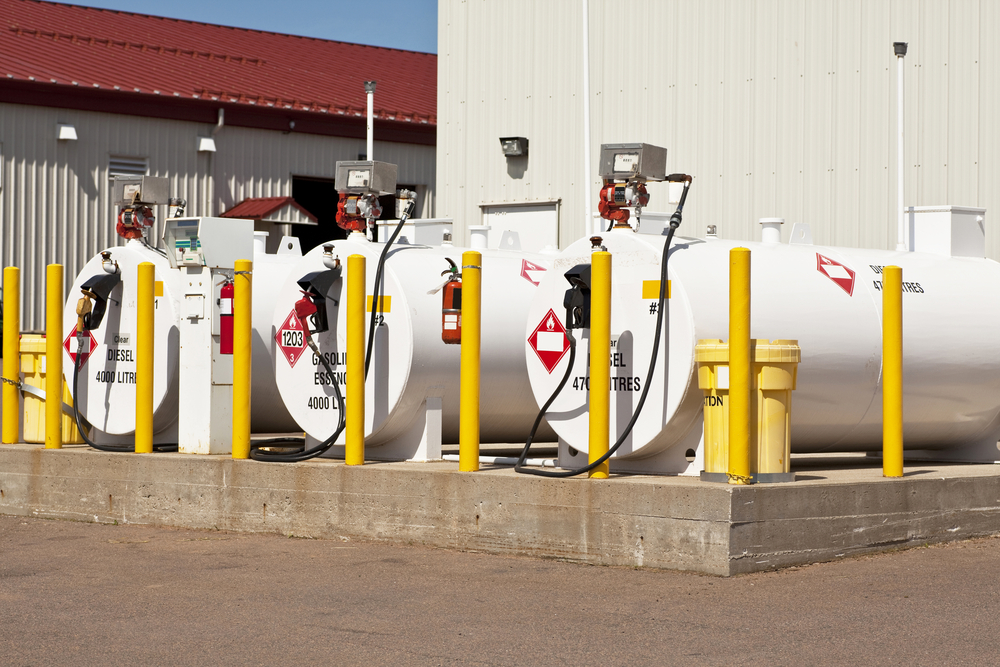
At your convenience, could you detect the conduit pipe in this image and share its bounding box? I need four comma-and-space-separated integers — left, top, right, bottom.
365, 81, 376, 161
443, 454, 557, 468
2, 267, 19, 443
894, 42, 908, 251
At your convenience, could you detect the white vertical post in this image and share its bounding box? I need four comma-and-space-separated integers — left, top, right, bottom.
581, 0, 593, 236
365, 81, 376, 161
894, 42, 908, 251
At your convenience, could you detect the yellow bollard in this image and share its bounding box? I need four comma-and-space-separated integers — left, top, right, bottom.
346, 254, 366, 466
728, 248, 752, 484
459, 250, 482, 472
45, 264, 63, 449
232, 259, 253, 459
588, 251, 611, 479
882, 265, 903, 477
135, 262, 155, 454
2, 267, 19, 444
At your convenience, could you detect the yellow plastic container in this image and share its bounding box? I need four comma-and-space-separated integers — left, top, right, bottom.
20, 335, 83, 444
696, 339, 800, 482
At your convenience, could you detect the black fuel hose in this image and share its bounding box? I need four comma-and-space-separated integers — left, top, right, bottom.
364, 199, 414, 376
72, 334, 178, 453
514, 225, 676, 477
255, 201, 414, 463
516, 178, 691, 477
250, 337, 345, 462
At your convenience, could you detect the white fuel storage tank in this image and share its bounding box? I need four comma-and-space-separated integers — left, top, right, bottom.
525, 227, 1000, 473
62, 237, 302, 441
271, 233, 554, 460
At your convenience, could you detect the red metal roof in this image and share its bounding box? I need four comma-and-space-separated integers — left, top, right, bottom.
221, 196, 317, 222
0, 0, 436, 128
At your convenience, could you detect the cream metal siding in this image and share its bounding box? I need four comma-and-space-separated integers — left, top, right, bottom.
438, 0, 998, 258
0, 103, 435, 330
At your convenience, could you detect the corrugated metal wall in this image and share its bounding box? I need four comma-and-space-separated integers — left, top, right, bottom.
438, 0, 998, 256
0, 103, 436, 330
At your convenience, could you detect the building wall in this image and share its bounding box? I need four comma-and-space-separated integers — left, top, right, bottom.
438, 0, 998, 255
0, 102, 436, 329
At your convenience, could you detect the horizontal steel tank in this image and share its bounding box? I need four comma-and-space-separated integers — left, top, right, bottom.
62, 238, 301, 440
271, 233, 555, 459
526, 227, 1000, 473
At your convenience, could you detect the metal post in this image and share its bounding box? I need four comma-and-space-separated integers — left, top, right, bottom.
588, 251, 611, 478
2, 267, 19, 444
728, 248, 752, 484
135, 262, 155, 454
232, 259, 253, 459
895, 42, 908, 251
459, 250, 482, 472
882, 265, 904, 477
346, 254, 366, 466
365, 81, 376, 161
45, 264, 62, 449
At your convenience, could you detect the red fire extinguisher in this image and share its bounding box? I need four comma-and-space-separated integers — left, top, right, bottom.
220, 280, 234, 354
441, 259, 462, 345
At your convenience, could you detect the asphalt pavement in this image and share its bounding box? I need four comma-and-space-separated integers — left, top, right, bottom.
2, 514, 997, 666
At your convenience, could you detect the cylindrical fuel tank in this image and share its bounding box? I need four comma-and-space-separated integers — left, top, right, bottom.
526, 228, 1000, 459
63, 239, 301, 436
271, 234, 555, 445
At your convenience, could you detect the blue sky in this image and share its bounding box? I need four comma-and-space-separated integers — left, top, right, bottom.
63, 0, 438, 53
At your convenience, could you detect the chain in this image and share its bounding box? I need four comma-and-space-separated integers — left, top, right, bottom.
234, 270, 252, 276
1, 376, 22, 389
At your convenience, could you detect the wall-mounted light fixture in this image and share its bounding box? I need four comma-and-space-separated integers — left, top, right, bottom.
500, 136, 528, 157
197, 136, 217, 152
57, 123, 78, 141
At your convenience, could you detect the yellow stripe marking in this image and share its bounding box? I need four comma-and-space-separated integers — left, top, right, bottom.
642, 280, 670, 299
366, 295, 391, 313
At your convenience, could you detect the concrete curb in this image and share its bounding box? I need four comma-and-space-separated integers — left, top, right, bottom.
2, 444, 999, 576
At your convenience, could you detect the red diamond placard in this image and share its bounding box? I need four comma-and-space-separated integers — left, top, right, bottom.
520, 259, 547, 287
528, 308, 570, 374
816, 253, 856, 296
63, 329, 98, 367
275, 310, 308, 367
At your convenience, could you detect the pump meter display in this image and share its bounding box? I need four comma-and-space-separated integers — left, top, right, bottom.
112, 175, 169, 206
598, 143, 667, 182
334, 160, 397, 196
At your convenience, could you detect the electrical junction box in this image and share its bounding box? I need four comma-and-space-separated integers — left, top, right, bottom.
335, 161, 397, 196
598, 143, 667, 182
113, 175, 169, 206
908, 206, 986, 258
162, 217, 254, 269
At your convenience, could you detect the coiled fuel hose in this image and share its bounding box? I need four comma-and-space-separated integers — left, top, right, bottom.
516, 178, 691, 477
72, 329, 177, 453
253, 196, 416, 463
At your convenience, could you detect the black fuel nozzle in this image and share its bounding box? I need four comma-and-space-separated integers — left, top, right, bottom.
79, 271, 122, 332
563, 264, 592, 330
295, 265, 343, 335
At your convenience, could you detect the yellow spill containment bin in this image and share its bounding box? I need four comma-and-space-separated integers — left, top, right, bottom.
21, 334, 83, 444
696, 339, 800, 483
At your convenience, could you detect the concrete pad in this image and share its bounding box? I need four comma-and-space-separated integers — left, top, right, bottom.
1, 444, 999, 576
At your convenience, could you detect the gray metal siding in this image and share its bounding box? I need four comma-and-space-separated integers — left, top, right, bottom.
0, 103, 435, 330
438, 0, 999, 258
